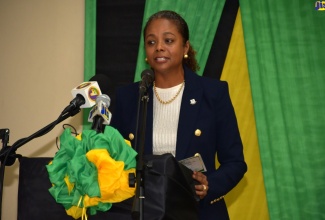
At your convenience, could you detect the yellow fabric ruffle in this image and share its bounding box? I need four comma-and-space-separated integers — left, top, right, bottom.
85, 149, 135, 206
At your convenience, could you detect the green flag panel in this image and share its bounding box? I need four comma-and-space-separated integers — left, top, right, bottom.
83, 0, 97, 129
240, 1, 325, 219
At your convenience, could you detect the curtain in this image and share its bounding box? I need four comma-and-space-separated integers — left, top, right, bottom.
84, 0, 96, 82
240, 1, 325, 219
221, 9, 269, 220
83, 0, 97, 129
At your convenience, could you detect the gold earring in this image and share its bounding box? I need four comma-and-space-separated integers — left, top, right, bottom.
184, 54, 188, 59
145, 57, 148, 62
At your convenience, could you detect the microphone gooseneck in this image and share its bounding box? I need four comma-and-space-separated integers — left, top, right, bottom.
61, 94, 85, 115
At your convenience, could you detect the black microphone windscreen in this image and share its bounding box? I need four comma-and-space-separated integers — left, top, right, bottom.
141, 69, 155, 87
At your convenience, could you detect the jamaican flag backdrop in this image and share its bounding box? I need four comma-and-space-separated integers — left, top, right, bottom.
239, 1, 325, 220
83, 0, 325, 219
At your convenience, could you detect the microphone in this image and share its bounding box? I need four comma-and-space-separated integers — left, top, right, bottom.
139, 69, 154, 93
61, 74, 111, 115
62, 81, 101, 115
88, 94, 112, 133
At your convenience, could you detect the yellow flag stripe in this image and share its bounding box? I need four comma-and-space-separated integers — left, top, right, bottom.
220, 9, 269, 220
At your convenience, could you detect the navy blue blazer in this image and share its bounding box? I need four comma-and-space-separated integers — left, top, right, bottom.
111, 66, 247, 220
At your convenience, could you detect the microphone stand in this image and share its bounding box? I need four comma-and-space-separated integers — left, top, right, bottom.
0, 107, 80, 220
131, 88, 150, 220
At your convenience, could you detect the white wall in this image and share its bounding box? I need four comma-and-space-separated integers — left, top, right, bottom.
0, 0, 85, 219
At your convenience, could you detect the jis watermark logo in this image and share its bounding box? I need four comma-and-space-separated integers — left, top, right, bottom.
315, 1, 325, 10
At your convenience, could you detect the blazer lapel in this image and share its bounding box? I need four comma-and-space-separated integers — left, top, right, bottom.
175, 69, 203, 160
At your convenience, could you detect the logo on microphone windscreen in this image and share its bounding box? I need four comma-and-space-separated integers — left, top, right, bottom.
88, 87, 101, 101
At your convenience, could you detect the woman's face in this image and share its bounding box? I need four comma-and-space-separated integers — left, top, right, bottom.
145, 18, 189, 75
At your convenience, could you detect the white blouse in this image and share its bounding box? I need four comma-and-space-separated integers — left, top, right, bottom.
152, 83, 185, 157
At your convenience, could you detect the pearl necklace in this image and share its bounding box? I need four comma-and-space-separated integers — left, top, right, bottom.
153, 81, 185, 104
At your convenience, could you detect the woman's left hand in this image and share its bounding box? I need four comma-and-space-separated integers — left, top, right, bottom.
192, 171, 209, 199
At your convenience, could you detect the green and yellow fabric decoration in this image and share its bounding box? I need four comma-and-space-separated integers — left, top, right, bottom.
46, 126, 137, 219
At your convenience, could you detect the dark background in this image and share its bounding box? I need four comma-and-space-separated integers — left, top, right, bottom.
95, 0, 239, 114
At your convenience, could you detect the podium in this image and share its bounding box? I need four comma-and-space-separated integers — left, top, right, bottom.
18, 157, 132, 220
18, 154, 199, 220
